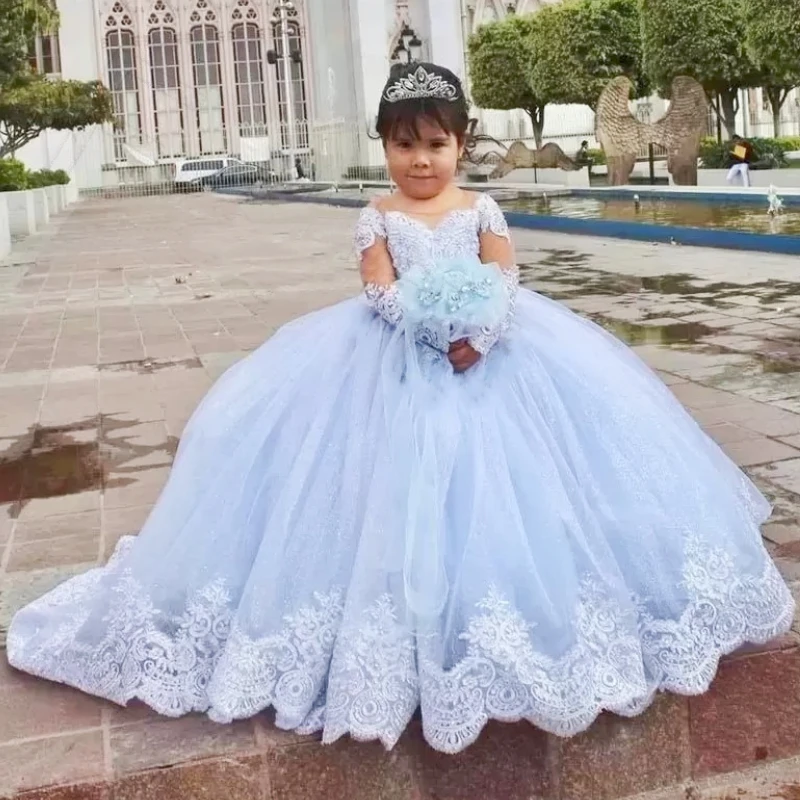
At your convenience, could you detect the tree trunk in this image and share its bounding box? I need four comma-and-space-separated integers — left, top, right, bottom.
773, 107, 783, 138
527, 106, 545, 149
765, 87, 789, 138
716, 89, 739, 140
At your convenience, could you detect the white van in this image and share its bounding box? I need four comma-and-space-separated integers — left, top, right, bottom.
174, 157, 243, 187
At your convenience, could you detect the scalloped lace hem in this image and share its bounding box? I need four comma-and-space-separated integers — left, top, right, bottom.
7, 535, 795, 755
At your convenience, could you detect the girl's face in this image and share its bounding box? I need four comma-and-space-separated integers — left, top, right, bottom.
384, 118, 462, 200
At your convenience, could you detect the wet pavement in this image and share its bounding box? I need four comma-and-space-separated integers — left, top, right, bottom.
2, 194, 800, 797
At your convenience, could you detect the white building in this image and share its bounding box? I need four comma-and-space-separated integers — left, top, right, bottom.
16, 0, 800, 191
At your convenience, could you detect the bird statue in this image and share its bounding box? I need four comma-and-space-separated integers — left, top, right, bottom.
595, 76, 709, 186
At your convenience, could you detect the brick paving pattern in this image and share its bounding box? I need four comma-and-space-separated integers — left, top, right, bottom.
1, 194, 800, 799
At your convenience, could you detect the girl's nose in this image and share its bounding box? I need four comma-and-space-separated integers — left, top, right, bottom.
412, 149, 431, 167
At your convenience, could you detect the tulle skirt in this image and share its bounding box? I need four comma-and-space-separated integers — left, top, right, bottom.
7, 288, 794, 754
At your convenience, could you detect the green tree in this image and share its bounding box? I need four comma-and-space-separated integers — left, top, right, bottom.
0, 76, 113, 159
0, 0, 58, 85
0, 0, 113, 161
640, 0, 758, 138
468, 14, 547, 147
742, 0, 800, 137
528, 0, 647, 111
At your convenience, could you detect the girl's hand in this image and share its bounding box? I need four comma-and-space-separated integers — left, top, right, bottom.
449, 340, 480, 372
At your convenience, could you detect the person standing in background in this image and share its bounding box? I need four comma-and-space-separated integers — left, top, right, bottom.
727, 134, 753, 187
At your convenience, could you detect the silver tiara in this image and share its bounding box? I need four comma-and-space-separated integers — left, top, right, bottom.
383, 66, 459, 103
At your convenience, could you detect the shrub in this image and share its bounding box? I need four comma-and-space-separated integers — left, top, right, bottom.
27, 168, 70, 188
776, 136, 800, 152
699, 136, 788, 169
0, 161, 71, 191
586, 147, 606, 165
0, 158, 29, 191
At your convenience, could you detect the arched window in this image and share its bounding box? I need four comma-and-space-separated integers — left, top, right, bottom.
191, 25, 226, 153
106, 29, 142, 162
231, 23, 267, 137
148, 27, 185, 157
271, 18, 309, 150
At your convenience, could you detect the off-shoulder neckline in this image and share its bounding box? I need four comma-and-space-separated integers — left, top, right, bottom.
367, 192, 489, 233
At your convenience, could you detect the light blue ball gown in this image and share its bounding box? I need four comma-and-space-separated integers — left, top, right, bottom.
7, 193, 794, 754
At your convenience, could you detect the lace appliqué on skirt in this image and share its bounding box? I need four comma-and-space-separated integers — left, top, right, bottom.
8, 535, 793, 754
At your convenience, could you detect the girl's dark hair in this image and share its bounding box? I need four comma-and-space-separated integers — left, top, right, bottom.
375, 62, 471, 145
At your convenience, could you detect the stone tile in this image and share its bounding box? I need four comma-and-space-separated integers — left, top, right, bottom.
751, 459, 800, 496
13, 782, 110, 800
104, 420, 169, 447
750, 477, 800, 526
0, 564, 90, 648
6, 531, 100, 572
0, 659, 104, 743
17, 490, 101, 521
703, 422, 762, 446
411, 720, 552, 800
721, 438, 800, 468
763, 523, 800, 546
0, 515, 13, 547
13, 510, 101, 543
715, 373, 800, 405
109, 755, 266, 800
102, 505, 150, 539
103, 468, 169, 510
669, 383, 742, 411
690, 648, 800, 777
655, 371, 687, 387
737, 410, 800, 438
780, 434, 800, 449
267, 737, 418, 800
106, 700, 163, 729
109, 715, 257, 775
702, 334, 765, 353
728, 632, 800, 658
728, 321, 782, 335
556, 695, 690, 800
690, 401, 767, 428
254, 711, 321, 748
0, 730, 105, 796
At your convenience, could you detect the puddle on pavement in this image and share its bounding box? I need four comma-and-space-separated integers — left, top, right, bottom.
522, 259, 800, 366
761, 357, 800, 373
536, 249, 592, 268
0, 416, 179, 514
98, 357, 203, 374
595, 317, 712, 346
521, 260, 800, 308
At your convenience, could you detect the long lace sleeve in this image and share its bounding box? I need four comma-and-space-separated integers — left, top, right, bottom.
355, 206, 448, 351
468, 194, 519, 355
354, 206, 404, 326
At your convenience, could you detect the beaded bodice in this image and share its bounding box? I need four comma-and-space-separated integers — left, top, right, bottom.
353, 192, 510, 274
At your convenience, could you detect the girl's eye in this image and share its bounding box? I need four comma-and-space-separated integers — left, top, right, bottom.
431, 142, 446, 149
394, 141, 411, 150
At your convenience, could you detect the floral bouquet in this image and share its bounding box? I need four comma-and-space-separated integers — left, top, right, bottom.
396, 256, 510, 346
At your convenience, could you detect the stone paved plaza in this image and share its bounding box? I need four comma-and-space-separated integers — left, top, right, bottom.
2, 194, 800, 798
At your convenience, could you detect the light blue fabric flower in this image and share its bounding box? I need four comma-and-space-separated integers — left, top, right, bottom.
397, 256, 509, 342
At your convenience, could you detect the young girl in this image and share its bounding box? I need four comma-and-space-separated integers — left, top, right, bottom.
8, 63, 794, 754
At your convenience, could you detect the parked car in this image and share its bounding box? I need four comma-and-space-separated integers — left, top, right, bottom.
174, 157, 243, 189
191, 163, 279, 190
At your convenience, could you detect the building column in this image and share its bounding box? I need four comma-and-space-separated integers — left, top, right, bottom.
349, 0, 391, 127
218, 8, 240, 157
424, 0, 465, 79
178, 20, 199, 157
135, 6, 158, 155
